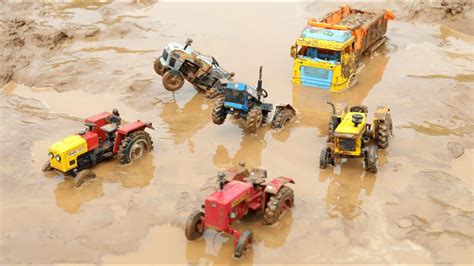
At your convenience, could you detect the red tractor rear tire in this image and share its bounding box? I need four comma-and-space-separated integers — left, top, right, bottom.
185, 210, 205, 241
233, 230, 253, 259
74, 169, 96, 187
263, 186, 294, 225
118, 131, 153, 164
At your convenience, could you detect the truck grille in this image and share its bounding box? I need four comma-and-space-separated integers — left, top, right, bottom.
302, 67, 329, 79
300, 66, 333, 89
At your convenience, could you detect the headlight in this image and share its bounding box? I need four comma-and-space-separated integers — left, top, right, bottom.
55, 155, 61, 162
48, 153, 53, 159
229, 212, 237, 219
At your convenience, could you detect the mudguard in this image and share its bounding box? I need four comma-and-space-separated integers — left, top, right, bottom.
264, 176, 295, 195
113, 121, 154, 153
118, 120, 154, 135
374, 106, 390, 121
274, 104, 296, 115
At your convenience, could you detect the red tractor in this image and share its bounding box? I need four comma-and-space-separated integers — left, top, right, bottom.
42, 109, 154, 186
184, 163, 295, 258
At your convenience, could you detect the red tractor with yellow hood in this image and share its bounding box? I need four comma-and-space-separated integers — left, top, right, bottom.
42, 109, 154, 186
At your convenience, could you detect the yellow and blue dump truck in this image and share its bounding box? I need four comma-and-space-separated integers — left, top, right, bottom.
291, 5, 394, 91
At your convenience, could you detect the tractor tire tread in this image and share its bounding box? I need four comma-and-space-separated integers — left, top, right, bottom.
211, 97, 226, 125
185, 210, 204, 241
263, 186, 294, 225
117, 131, 153, 165
246, 108, 263, 134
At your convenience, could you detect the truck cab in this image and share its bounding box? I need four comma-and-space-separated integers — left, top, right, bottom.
291, 26, 355, 91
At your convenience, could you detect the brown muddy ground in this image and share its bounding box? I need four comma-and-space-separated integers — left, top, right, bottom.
1, 1, 473, 264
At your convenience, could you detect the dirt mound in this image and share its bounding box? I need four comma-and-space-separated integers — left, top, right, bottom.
0, 18, 73, 87
399, 0, 472, 21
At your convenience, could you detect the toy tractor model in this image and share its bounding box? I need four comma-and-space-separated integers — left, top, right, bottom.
211, 66, 296, 133
320, 102, 392, 173
42, 109, 154, 187
184, 163, 295, 258
154, 38, 235, 98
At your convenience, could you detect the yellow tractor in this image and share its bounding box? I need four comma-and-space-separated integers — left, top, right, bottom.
320, 102, 392, 173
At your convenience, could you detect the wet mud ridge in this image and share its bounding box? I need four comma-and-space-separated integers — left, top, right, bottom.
0, 18, 73, 86
0, 0, 473, 264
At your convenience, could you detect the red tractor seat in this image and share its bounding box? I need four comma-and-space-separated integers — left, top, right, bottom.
245, 168, 267, 185
100, 123, 118, 134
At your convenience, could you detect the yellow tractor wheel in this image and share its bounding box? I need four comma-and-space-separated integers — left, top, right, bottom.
74, 169, 96, 187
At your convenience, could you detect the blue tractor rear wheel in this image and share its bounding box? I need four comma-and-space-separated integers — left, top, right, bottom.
246, 108, 263, 134
212, 97, 227, 125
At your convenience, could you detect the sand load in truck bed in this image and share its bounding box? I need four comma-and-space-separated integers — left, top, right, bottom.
339, 13, 377, 28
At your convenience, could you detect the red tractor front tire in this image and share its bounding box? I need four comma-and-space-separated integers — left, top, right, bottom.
233, 230, 253, 259
185, 210, 205, 241
118, 131, 153, 164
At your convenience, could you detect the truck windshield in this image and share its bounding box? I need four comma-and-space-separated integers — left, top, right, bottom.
225, 89, 246, 104
299, 47, 341, 63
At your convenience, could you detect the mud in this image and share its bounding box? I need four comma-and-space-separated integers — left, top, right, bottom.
1, 1, 473, 264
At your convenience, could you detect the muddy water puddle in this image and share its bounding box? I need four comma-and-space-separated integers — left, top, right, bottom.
1, 1, 473, 264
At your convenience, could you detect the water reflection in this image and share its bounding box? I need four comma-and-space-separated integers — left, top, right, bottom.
213, 130, 266, 168
319, 162, 377, 220
291, 49, 390, 134
185, 211, 293, 264
159, 93, 212, 152
54, 153, 155, 213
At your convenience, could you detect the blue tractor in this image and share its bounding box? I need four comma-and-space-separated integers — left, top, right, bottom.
211, 67, 296, 133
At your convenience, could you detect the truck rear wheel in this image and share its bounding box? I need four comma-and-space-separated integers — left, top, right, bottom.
74, 169, 96, 187
162, 70, 185, 91
263, 186, 294, 225
234, 231, 253, 259
185, 210, 205, 241
118, 131, 153, 164
246, 108, 263, 134
154, 57, 164, 76
212, 96, 227, 125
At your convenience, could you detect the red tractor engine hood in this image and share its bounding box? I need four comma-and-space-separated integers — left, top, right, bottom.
204, 181, 252, 231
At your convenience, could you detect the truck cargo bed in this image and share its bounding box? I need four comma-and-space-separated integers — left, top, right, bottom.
308, 5, 394, 57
